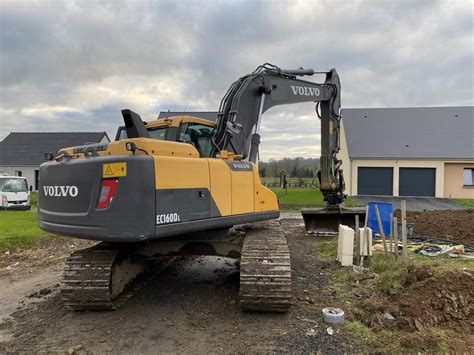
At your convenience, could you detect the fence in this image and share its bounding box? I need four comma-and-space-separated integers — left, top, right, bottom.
260, 177, 317, 188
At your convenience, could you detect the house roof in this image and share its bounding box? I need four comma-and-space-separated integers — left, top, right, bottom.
158, 111, 218, 122
341, 106, 474, 160
0, 132, 109, 166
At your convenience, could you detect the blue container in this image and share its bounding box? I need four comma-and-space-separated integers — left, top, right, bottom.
367, 202, 394, 236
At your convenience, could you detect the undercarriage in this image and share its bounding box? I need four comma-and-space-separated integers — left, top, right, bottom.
61, 221, 292, 313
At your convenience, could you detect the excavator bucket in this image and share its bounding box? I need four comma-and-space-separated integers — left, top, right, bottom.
301, 206, 367, 236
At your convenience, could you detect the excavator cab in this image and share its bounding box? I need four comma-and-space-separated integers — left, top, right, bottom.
115, 115, 216, 157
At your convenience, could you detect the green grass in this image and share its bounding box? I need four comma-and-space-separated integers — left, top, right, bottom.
452, 198, 474, 208
316, 239, 338, 259
0, 211, 50, 251
344, 321, 376, 342
30, 191, 38, 207
270, 188, 360, 210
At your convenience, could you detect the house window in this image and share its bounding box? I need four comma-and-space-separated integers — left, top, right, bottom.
15, 170, 22, 177
464, 168, 474, 186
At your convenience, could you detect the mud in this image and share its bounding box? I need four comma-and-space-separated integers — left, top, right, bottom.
402, 209, 474, 245
397, 269, 473, 333
0, 220, 366, 354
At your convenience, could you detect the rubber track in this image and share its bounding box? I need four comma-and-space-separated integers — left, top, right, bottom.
239, 220, 292, 312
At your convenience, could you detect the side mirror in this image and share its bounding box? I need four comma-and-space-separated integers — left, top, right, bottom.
44, 153, 54, 161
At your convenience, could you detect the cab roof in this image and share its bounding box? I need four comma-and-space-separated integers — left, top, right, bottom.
145, 115, 216, 129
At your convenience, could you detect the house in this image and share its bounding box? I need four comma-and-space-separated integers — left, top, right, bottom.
338, 106, 474, 198
0, 132, 110, 191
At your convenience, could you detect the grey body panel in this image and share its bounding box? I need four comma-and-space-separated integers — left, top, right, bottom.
154, 210, 280, 240
38, 155, 156, 242
399, 168, 436, 197
357, 167, 393, 196
156, 188, 221, 221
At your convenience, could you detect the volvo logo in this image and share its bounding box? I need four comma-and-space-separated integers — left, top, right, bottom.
43, 185, 79, 197
290, 85, 320, 97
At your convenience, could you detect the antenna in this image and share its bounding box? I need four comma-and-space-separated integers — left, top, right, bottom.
181, 102, 188, 119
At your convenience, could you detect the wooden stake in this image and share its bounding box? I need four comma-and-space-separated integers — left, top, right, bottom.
401, 200, 408, 261
364, 205, 369, 228
355, 215, 360, 262
393, 216, 399, 258
374, 205, 388, 253
389, 213, 393, 253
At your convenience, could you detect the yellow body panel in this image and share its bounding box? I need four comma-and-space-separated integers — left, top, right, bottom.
152, 155, 278, 216
154, 156, 210, 190
252, 165, 279, 212
208, 159, 232, 216
62, 138, 200, 159
230, 167, 254, 215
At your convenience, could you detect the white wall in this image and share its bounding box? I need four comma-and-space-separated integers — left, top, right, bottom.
0, 166, 39, 191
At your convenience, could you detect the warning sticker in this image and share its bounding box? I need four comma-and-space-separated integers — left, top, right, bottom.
103, 162, 127, 178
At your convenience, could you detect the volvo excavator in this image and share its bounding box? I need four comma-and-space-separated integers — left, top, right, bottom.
38, 63, 364, 312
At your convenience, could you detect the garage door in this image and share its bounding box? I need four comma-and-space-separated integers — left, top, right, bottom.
357, 167, 393, 195
399, 168, 435, 197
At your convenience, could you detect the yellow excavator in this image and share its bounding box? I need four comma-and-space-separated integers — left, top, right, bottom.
38, 64, 364, 312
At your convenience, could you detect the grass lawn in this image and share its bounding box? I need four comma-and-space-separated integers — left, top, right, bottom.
0, 211, 50, 251
271, 188, 361, 211
30, 191, 38, 207
452, 198, 474, 208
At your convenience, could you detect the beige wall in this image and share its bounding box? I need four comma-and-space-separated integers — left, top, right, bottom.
444, 163, 474, 198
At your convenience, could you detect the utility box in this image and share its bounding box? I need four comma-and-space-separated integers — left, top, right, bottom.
337, 225, 354, 266
359, 227, 373, 256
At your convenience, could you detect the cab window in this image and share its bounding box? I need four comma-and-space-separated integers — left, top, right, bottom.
148, 127, 168, 140
180, 123, 215, 157
116, 126, 169, 141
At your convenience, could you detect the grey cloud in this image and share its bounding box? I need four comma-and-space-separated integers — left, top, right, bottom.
0, 0, 472, 160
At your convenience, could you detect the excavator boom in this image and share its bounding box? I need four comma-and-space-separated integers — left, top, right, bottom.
211, 63, 365, 233
211, 63, 344, 206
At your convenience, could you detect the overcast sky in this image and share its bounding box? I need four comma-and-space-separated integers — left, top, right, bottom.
0, 0, 472, 160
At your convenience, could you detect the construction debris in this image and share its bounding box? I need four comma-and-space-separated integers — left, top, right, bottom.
322, 307, 345, 324
416, 244, 465, 257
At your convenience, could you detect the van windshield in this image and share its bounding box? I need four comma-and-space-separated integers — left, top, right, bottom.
0, 178, 28, 192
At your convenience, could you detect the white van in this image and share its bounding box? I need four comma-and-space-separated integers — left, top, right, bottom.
0, 175, 31, 210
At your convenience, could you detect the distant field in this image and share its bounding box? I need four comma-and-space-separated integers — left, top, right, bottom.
261, 177, 315, 188
270, 188, 360, 210
0, 211, 50, 251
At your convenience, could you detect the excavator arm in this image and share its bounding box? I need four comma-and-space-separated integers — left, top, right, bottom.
211, 63, 345, 206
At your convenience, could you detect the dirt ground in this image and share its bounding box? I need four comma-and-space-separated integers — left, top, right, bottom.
0, 219, 367, 354
0, 212, 472, 353
402, 209, 474, 245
